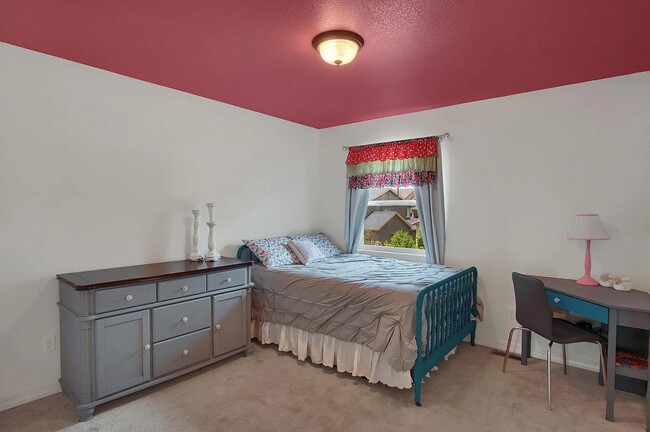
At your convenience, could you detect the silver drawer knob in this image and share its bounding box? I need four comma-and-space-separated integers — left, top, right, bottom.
182, 349, 189, 356
125, 294, 134, 302
144, 344, 151, 351
554, 297, 560, 304
182, 285, 189, 292
226, 277, 232, 283
215, 324, 221, 330
181, 316, 189, 323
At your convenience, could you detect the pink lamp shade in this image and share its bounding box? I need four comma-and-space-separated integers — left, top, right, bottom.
568, 214, 609, 286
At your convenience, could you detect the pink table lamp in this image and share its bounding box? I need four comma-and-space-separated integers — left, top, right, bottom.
568, 214, 609, 285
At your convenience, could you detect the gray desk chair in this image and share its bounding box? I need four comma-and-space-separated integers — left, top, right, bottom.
502, 272, 608, 410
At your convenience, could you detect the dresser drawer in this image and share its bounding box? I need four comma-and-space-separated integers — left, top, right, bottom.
152, 298, 211, 342
157, 275, 206, 301
207, 268, 247, 292
153, 328, 212, 377
546, 290, 609, 323
95, 283, 157, 314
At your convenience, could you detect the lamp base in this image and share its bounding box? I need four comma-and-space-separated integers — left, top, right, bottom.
577, 275, 599, 286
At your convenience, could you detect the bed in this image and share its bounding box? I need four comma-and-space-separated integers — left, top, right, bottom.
237, 245, 478, 406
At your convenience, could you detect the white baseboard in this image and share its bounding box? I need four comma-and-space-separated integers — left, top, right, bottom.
0, 382, 61, 413
474, 336, 600, 372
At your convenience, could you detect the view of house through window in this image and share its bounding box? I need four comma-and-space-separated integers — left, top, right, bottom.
363, 187, 424, 250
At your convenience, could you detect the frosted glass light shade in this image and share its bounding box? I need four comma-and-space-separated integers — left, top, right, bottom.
312, 31, 364, 66
568, 214, 610, 240
317, 39, 359, 65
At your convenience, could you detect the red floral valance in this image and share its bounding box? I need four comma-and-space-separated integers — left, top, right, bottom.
345, 136, 438, 189
345, 137, 437, 165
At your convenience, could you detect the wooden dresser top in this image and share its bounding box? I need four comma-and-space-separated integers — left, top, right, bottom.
57, 257, 252, 291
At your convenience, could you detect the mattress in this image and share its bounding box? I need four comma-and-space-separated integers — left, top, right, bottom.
251, 253, 460, 372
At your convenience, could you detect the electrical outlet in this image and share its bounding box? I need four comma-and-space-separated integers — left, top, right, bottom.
43, 335, 56, 353
507, 307, 516, 321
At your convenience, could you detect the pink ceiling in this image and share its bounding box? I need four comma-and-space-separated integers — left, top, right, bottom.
1, 1, 649, 129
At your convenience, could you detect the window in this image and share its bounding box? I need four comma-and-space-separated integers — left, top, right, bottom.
346, 135, 441, 259
363, 187, 424, 250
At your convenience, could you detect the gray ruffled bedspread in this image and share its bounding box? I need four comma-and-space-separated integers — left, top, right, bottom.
251, 254, 459, 372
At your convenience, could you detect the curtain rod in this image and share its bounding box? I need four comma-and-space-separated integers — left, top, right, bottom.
341, 133, 451, 151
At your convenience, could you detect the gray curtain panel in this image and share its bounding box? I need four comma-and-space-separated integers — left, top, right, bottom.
344, 188, 370, 253
414, 157, 445, 264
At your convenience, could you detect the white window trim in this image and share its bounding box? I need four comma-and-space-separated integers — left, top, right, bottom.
359, 244, 426, 263
367, 200, 416, 207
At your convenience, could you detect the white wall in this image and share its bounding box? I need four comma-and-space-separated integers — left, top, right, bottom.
2, 40, 649, 412
0, 43, 320, 410
318, 72, 650, 369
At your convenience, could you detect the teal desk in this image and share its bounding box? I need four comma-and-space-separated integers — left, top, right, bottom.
519, 276, 650, 429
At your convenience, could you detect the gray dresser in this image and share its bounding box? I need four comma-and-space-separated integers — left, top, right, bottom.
57, 258, 253, 421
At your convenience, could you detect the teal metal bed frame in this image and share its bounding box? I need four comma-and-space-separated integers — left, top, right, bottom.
236, 245, 478, 406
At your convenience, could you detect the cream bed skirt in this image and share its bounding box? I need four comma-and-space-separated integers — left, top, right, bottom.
253, 321, 456, 389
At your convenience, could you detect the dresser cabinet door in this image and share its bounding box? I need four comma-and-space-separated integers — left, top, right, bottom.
95, 310, 151, 399
212, 289, 248, 357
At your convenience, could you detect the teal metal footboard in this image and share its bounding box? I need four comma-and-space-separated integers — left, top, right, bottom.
413, 266, 478, 406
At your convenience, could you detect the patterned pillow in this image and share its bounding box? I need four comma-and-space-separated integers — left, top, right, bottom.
288, 240, 325, 265
243, 236, 300, 268
289, 233, 341, 258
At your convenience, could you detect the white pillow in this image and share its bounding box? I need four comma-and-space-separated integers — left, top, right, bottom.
288, 240, 325, 265
290, 233, 341, 257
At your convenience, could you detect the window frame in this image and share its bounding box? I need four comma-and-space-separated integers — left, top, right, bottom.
360, 187, 425, 258
358, 243, 426, 261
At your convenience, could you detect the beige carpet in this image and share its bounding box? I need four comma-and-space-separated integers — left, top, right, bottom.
0, 342, 645, 432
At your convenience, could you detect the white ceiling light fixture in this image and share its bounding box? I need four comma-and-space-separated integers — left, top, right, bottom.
312, 30, 364, 66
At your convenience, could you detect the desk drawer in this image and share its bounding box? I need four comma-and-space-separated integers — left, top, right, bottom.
546, 290, 609, 323
152, 298, 211, 342
95, 283, 157, 314
207, 268, 247, 292
158, 275, 206, 301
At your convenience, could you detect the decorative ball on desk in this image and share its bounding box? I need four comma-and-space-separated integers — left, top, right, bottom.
599, 273, 612, 287
613, 277, 632, 292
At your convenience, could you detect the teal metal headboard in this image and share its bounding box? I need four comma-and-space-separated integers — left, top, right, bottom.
236, 245, 260, 263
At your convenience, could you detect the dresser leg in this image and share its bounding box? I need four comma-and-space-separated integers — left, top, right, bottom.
243, 347, 254, 357
77, 407, 95, 422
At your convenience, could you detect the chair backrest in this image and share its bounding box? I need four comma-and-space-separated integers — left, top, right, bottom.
512, 272, 553, 340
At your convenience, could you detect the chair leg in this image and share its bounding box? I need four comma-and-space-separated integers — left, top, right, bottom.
596, 341, 607, 394
502, 327, 528, 373
547, 341, 553, 410
562, 344, 567, 375
503, 327, 516, 373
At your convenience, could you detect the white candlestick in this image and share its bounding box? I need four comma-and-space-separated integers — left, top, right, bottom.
189, 210, 204, 261
206, 203, 216, 223
205, 221, 220, 261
